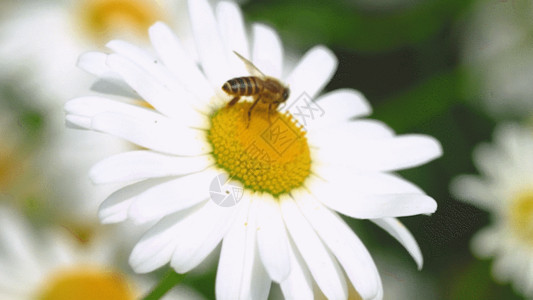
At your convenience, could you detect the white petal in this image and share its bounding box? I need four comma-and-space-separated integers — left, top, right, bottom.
305, 89, 372, 132
280, 195, 347, 300
216, 1, 249, 76
170, 200, 242, 273
307, 176, 437, 218
284, 46, 338, 106
292, 189, 380, 299
315, 134, 442, 171
98, 178, 169, 224
216, 198, 271, 300
0, 261, 28, 296
107, 40, 171, 85
370, 218, 423, 269
252, 24, 283, 78
89, 111, 210, 156
472, 143, 503, 179
248, 252, 272, 300
106, 54, 206, 127
0, 207, 41, 275
128, 169, 220, 223
470, 226, 500, 258
370, 274, 384, 300
76, 51, 136, 97
309, 166, 424, 195
188, 0, 231, 87
523, 261, 533, 296
216, 198, 253, 300
65, 114, 91, 129
255, 194, 291, 282
77, 51, 115, 77
65, 96, 154, 120
106, 40, 207, 114
309, 119, 395, 149
129, 205, 203, 273
335, 193, 437, 219
279, 241, 314, 300
148, 22, 213, 106
492, 250, 516, 283
450, 175, 494, 211
89, 150, 214, 184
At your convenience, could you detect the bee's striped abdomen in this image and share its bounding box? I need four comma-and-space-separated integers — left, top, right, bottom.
222, 77, 261, 96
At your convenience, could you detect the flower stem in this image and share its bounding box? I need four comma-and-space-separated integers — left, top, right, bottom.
142, 269, 186, 300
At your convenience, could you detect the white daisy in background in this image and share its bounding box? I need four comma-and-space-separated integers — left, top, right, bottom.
0, 0, 191, 222
451, 123, 533, 297
461, 0, 533, 117
65, 0, 442, 298
0, 204, 205, 300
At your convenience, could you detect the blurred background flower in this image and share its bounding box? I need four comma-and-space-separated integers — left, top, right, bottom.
0, 204, 204, 300
452, 123, 533, 298
1, 0, 532, 299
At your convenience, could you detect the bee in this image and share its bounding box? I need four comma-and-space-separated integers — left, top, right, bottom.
222, 51, 290, 126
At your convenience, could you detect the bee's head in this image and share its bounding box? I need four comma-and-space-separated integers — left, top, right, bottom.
282, 87, 290, 102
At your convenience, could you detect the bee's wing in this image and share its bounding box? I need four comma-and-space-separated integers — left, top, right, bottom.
233, 51, 266, 78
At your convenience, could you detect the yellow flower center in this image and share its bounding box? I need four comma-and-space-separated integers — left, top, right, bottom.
77, 0, 166, 43
208, 102, 311, 196
37, 266, 136, 300
509, 190, 533, 243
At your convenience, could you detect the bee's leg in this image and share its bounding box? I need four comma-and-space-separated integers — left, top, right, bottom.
227, 96, 240, 107
247, 96, 261, 128
269, 102, 282, 124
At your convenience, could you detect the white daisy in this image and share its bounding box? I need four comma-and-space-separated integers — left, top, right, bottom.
451, 123, 533, 297
65, 0, 442, 298
0, 205, 205, 300
461, 0, 533, 116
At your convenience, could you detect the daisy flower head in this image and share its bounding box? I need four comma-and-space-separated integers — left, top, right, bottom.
451, 123, 533, 297
0, 205, 204, 300
65, 0, 443, 299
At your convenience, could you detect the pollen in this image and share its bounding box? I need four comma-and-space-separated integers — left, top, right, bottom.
509, 190, 533, 243
37, 266, 136, 300
208, 102, 311, 197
